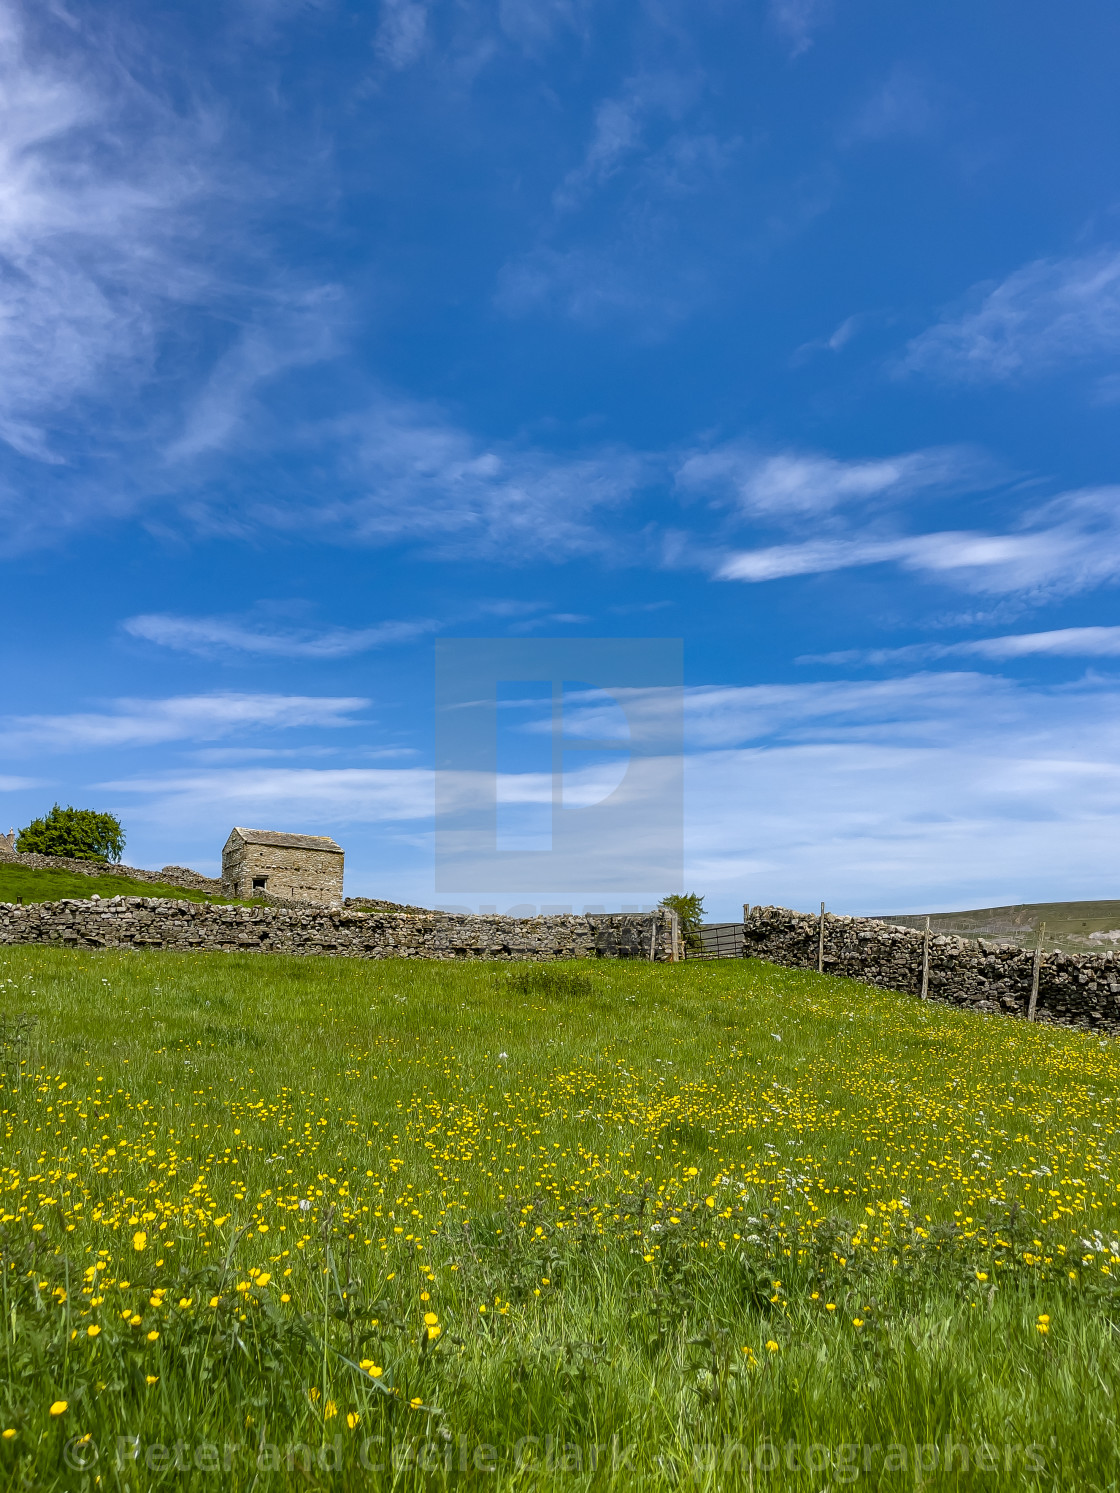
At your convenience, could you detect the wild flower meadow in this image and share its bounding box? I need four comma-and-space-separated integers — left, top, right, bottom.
1, 947, 1118, 1489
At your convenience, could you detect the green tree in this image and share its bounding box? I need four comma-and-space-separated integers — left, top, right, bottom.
659, 892, 706, 952
16, 804, 126, 863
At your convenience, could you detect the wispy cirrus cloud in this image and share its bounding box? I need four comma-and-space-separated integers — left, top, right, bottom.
768, 0, 830, 57
496, 0, 589, 54
801, 624, 1120, 668
790, 312, 871, 363
101, 766, 432, 827
77, 676, 1120, 915
374, 0, 429, 69
0, 693, 369, 754
551, 71, 701, 214
164, 286, 346, 462
496, 67, 748, 331
123, 612, 437, 660
902, 247, 1120, 383
4, 364, 649, 561
719, 531, 1060, 585
676, 441, 989, 517
0, 0, 354, 564
682, 673, 1016, 749
841, 67, 941, 147
239, 394, 653, 562
170, 413, 1119, 605
717, 487, 1120, 598
680, 670, 1120, 914
0, 2, 232, 464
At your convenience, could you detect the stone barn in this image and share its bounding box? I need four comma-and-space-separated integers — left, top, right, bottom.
221, 828, 344, 905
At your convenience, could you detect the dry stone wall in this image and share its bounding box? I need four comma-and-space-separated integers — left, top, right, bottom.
0, 898, 677, 962
744, 905, 1120, 1032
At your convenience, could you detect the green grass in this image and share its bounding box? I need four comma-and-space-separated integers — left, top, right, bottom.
1, 947, 1119, 1489
0, 863, 247, 907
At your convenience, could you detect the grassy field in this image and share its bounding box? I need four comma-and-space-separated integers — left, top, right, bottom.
0, 864, 247, 908
1, 949, 1118, 1489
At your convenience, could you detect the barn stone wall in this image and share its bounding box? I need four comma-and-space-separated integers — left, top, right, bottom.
221, 839, 344, 905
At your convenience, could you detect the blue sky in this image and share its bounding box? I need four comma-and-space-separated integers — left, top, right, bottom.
3, 0, 1120, 919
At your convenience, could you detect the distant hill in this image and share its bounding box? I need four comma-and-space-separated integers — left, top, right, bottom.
873, 900, 1120, 954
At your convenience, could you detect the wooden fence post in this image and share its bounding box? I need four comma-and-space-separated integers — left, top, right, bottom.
817, 902, 825, 974
1028, 921, 1045, 1021
920, 916, 930, 1000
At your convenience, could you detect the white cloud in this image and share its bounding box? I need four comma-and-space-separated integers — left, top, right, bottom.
0, 693, 369, 754
768, 0, 830, 56
374, 0, 429, 68
717, 487, 1120, 597
683, 673, 1009, 749
551, 73, 701, 214
549, 73, 701, 216
123, 612, 437, 659
0, 2, 349, 555
102, 766, 433, 827
678, 671, 1120, 916
677, 442, 984, 517
0, 3, 227, 463
826, 315, 862, 350
804, 625, 1120, 667
554, 94, 645, 212
497, 0, 587, 53
495, 244, 681, 325
902, 248, 1120, 382
791, 313, 867, 362
165, 286, 345, 462
685, 736, 1120, 917
718, 532, 1054, 585
95, 675, 1120, 919
12, 675, 1120, 920
247, 393, 652, 561
502, 122, 744, 327
509, 674, 1016, 755
842, 68, 940, 146
498, 68, 746, 330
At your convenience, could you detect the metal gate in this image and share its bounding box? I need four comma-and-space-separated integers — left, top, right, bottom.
685, 922, 744, 960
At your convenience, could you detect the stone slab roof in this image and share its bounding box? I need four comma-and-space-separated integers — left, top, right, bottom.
229, 828, 343, 854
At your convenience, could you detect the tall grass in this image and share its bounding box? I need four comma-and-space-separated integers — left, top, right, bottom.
0, 946, 1118, 1489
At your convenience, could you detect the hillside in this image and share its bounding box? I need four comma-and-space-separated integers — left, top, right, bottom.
876, 898, 1120, 952
0, 862, 245, 907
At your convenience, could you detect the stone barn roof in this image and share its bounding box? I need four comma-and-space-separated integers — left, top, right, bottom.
228, 828, 343, 854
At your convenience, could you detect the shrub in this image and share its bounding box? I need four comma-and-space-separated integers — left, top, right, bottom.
16, 804, 126, 863
660, 892, 706, 952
